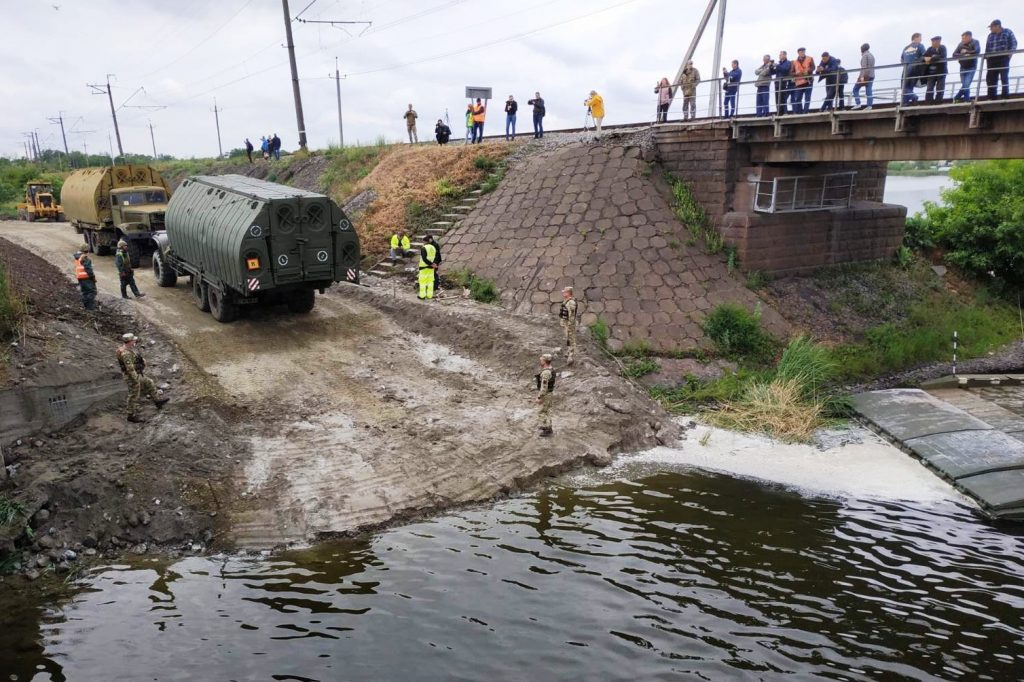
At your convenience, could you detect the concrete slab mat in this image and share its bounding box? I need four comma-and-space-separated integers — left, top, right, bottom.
851, 389, 992, 441
905, 430, 1024, 480
956, 469, 1024, 512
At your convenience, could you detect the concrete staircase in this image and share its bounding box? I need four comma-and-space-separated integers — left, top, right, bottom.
366, 190, 483, 278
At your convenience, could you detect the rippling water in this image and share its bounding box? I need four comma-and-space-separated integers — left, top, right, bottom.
3, 464, 1024, 681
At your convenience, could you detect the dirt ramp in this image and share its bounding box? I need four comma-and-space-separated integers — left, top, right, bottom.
442, 140, 787, 352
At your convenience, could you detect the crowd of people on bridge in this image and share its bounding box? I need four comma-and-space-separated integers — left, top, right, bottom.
657, 17, 1016, 119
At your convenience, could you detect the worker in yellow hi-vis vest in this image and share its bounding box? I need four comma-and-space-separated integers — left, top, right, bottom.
418, 235, 438, 300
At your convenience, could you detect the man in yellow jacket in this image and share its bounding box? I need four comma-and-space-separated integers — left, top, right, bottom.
418, 236, 439, 300
585, 90, 605, 141
389, 232, 411, 262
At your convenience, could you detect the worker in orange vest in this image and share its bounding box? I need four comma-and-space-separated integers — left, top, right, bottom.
471, 98, 486, 144
73, 244, 97, 310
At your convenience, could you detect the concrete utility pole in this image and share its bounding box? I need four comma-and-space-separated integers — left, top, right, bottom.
108, 133, 115, 166
332, 57, 344, 147
49, 112, 70, 165
708, 0, 727, 118
148, 120, 158, 158
89, 75, 124, 160
673, 0, 718, 98
33, 130, 42, 159
212, 98, 224, 159
281, 0, 308, 151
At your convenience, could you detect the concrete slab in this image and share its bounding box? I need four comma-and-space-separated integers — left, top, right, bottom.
905, 429, 1024, 480
957, 469, 1024, 512
851, 389, 992, 441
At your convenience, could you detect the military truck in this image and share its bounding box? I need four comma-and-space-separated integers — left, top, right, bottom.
152, 174, 360, 322
61, 165, 172, 267
16, 180, 63, 222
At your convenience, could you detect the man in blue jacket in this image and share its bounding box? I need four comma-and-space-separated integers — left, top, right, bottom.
774, 51, 792, 115
985, 19, 1017, 99
723, 61, 742, 117
816, 52, 839, 111
901, 33, 926, 105
952, 31, 981, 101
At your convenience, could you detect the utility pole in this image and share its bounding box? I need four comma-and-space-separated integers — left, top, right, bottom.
707, 0, 727, 118
212, 98, 224, 159
89, 75, 124, 160
673, 0, 718, 99
23, 141, 30, 160
48, 112, 71, 167
148, 120, 158, 159
281, 0, 308, 151
33, 130, 42, 160
22, 133, 35, 160
108, 133, 115, 166
331, 57, 344, 147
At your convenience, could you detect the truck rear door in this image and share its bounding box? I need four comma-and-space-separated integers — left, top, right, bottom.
269, 200, 304, 284
299, 198, 334, 281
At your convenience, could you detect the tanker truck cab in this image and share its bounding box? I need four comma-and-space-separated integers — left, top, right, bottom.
153, 174, 360, 323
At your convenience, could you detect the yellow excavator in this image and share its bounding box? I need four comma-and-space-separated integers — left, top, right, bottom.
16, 180, 63, 222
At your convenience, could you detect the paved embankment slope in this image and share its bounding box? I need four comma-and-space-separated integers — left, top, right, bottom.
853, 383, 1024, 520
442, 134, 787, 352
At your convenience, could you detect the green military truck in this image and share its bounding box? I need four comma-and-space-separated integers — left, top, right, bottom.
61, 165, 172, 267
152, 174, 361, 322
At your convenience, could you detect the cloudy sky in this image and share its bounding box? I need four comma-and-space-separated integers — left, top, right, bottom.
2, 0, 1017, 158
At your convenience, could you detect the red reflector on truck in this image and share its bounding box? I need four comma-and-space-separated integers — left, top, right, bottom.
246, 257, 260, 270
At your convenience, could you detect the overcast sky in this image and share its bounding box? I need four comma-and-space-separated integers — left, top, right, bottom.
2, 0, 1018, 159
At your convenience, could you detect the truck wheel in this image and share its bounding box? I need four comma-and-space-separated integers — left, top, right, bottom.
153, 251, 178, 287
127, 241, 142, 269
17, 209, 27, 221
192, 277, 210, 312
208, 286, 237, 323
57, 213, 65, 222
286, 288, 316, 314
25, 211, 35, 223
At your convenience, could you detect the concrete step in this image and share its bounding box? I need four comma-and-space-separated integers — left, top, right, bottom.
462, 197, 479, 202
452, 205, 474, 211
441, 213, 464, 220
431, 221, 455, 227
425, 228, 447, 235
469, 189, 482, 195
368, 269, 391, 277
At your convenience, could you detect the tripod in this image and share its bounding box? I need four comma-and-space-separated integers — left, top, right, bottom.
583, 108, 593, 132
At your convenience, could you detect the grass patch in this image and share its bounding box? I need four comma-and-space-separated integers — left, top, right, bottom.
620, 339, 652, 357
665, 172, 727, 255
623, 357, 660, 378
589, 317, 610, 348
0, 261, 26, 344
434, 177, 461, 198
0, 494, 26, 527
745, 270, 768, 290
702, 303, 776, 362
446, 267, 499, 303
473, 156, 497, 171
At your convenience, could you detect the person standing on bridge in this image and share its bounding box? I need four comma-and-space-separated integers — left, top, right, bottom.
952, 31, 981, 102
73, 245, 97, 310
585, 90, 605, 140
853, 44, 875, 110
723, 61, 742, 117
816, 52, 840, 111
791, 48, 815, 113
505, 95, 518, 140
535, 354, 555, 437
775, 51, 792, 115
655, 78, 673, 123
901, 34, 926, 105
117, 333, 168, 423
471, 98, 486, 144
115, 240, 145, 300
923, 37, 949, 104
528, 92, 546, 138
755, 55, 775, 117
679, 61, 701, 120
404, 104, 419, 144
985, 19, 1017, 100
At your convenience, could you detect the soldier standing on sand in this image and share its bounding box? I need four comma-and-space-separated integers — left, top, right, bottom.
115, 240, 146, 300
536, 354, 555, 437
117, 333, 168, 423
73, 244, 97, 310
560, 286, 579, 366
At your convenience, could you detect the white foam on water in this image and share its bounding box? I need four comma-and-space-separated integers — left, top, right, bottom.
592, 420, 974, 506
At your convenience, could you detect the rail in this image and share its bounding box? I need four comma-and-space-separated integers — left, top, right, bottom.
753, 172, 857, 213
651, 47, 1024, 122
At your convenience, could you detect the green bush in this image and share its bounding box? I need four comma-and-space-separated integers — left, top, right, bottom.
0, 494, 26, 527
623, 357, 660, 378
745, 270, 768, 290
473, 156, 496, 171
895, 245, 914, 269
702, 303, 774, 360
0, 262, 26, 343
776, 335, 837, 401
903, 214, 934, 250
620, 339, 651, 357
589, 317, 610, 347
435, 178, 461, 198
469, 276, 498, 303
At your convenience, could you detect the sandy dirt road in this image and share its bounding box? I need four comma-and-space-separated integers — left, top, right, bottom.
0, 220, 675, 548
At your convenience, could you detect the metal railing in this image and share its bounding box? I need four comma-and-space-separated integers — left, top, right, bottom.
753, 171, 857, 213
651, 47, 1024, 122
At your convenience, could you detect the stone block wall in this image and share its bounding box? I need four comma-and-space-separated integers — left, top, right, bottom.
441, 139, 788, 352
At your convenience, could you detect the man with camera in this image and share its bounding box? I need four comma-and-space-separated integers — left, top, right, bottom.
755, 54, 775, 116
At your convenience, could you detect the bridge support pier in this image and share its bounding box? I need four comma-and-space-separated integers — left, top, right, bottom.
653, 122, 907, 276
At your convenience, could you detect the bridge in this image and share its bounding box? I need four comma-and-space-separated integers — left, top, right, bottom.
652, 95, 1024, 275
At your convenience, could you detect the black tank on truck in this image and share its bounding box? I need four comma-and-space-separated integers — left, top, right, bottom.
151, 174, 360, 322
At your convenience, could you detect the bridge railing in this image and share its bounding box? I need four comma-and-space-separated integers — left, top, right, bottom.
654, 48, 1024, 122
753, 172, 857, 213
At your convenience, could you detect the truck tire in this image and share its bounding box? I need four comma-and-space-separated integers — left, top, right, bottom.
17, 209, 27, 221
127, 240, 142, 269
208, 286, 237, 323
153, 251, 178, 288
26, 211, 35, 223
192, 276, 210, 312
286, 288, 316, 314
57, 213, 65, 222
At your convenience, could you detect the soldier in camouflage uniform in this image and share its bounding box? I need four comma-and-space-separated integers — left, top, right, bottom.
117, 333, 168, 423
536, 353, 555, 437
559, 286, 579, 366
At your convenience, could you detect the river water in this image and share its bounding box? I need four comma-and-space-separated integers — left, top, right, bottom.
883, 174, 953, 216
3, 424, 1024, 681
